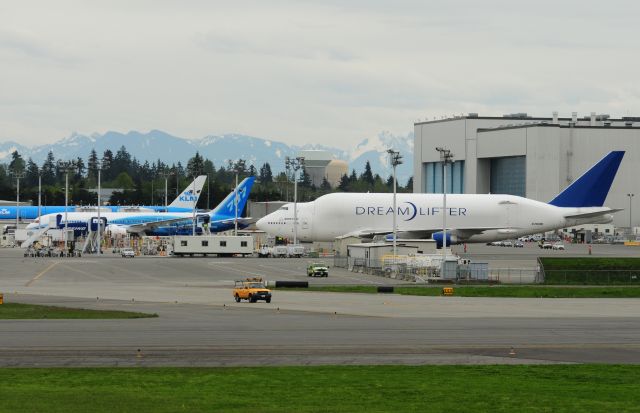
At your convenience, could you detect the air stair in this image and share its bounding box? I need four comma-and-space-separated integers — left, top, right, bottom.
82, 217, 106, 254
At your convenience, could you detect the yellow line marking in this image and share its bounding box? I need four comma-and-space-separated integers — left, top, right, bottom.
25, 262, 59, 287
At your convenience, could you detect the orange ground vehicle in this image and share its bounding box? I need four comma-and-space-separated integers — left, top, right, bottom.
233, 277, 272, 303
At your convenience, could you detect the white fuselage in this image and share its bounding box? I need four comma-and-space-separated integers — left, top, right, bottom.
27, 211, 194, 231
256, 193, 615, 243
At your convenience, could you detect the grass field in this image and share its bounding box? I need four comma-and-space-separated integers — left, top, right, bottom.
276, 285, 640, 298
0, 303, 158, 319
0, 365, 638, 412
540, 257, 640, 284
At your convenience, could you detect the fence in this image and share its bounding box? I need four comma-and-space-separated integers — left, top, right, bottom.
334, 255, 540, 284
542, 270, 640, 285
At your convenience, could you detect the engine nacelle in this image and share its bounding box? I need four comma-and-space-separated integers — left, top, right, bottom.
432, 231, 459, 248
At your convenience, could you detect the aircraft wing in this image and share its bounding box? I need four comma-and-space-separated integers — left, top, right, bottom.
339, 226, 516, 240
212, 217, 255, 227
126, 217, 194, 234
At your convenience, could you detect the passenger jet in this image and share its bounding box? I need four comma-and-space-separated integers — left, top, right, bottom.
25, 177, 255, 243
257, 152, 624, 246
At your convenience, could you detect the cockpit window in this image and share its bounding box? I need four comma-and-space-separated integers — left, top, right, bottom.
278, 207, 289, 211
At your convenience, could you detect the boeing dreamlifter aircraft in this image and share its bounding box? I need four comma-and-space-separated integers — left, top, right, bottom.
0, 175, 208, 221
25, 177, 255, 243
257, 152, 625, 245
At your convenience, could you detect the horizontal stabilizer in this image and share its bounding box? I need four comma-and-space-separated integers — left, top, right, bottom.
564, 209, 623, 220
549, 151, 624, 208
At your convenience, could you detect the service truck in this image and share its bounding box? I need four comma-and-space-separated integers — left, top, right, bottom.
172, 235, 254, 257
233, 277, 272, 303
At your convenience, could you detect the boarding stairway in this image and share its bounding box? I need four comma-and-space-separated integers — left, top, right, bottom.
21, 227, 50, 249
82, 217, 106, 254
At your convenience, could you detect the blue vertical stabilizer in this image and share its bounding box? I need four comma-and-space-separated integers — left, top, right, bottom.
211, 176, 256, 218
549, 151, 625, 207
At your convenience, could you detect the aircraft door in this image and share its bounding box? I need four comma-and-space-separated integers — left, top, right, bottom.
499, 200, 518, 229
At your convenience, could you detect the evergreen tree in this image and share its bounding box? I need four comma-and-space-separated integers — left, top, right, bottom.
386, 175, 394, 189
259, 162, 273, 183
41, 151, 56, 185
101, 149, 114, 181
320, 176, 331, 191
361, 161, 374, 187
248, 164, 257, 177
8, 150, 25, 173
203, 159, 215, 175
349, 169, 358, 184
338, 173, 350, 191
74, 157, 85, 180
405, 176, 413, 191
186, 151, 204, 177
87, 149, 99, 181
25, 158, 39, 187
113, 146, 132, 175
300, 168, 312, 188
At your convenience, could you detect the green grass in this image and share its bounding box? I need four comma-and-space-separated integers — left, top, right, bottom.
540, 257, 640, 270
0, 303, 158, 319
540, 257, 640, 284
275, 285, 640, 298
0, 366, 638, 412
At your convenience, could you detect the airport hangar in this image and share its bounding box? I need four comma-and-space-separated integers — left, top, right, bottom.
413, 112, 640, 230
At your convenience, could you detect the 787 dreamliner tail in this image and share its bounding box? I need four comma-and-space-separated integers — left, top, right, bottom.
257, 151, 625, 245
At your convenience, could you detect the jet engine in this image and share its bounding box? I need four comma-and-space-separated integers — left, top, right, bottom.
432, 231, 459, 248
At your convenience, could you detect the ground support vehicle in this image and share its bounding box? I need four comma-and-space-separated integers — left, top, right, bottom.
172, 235, 253, 257
233, 277, 272, 303
307, 263, 329, 277
121, 248, 136, 258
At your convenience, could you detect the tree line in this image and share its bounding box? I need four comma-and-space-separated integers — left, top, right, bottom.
0, 146, 413, 209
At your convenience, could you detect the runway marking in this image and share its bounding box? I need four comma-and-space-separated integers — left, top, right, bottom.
25, 262, 59, 287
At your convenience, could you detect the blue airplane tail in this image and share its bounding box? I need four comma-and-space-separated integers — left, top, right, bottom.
211, 176, 256, 218
549, 151, 624, 208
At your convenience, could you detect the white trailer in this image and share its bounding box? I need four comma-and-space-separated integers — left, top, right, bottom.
172, 235, 254, 257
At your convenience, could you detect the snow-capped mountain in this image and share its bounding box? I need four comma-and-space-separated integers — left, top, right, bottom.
0, 130, 414, 183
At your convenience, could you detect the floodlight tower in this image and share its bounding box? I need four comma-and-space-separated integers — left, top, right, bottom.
9, 170, 26, 230
233, 160, 246, 236
435, 147, 454, 267
159, 170, 174, 208
387, 149, 403, 257
57, 160, 79, 254
285, 156, 305, 245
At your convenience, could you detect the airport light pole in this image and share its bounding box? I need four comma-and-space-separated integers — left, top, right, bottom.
96, 163, 102, 253
10, 170, 25, 230
160, 171, 174, 208
628, 193, 635, 236
37, 169, 42, 221
435, 147, 454, 268
387, 149, 403, 257
58, 160, 78, 254
285, 156, 305, 245
191, 171, 201, 236
233, 160, 246, 236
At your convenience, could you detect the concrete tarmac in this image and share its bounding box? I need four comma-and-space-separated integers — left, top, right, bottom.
1, 247, 640, 366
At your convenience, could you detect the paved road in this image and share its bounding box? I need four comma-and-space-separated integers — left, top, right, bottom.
1, 247, 640, 366
2, 294, 640, 367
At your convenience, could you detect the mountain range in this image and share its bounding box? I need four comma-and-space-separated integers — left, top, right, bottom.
0, 130, 414, 184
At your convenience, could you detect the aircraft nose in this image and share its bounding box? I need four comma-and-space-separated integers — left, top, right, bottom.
256, 216, 267, 232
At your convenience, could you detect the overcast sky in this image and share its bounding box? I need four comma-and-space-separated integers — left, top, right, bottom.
1, 0, 638, 148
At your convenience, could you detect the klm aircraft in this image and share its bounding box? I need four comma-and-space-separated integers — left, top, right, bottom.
25, 177, 255, 238
0, 175, 207, 221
